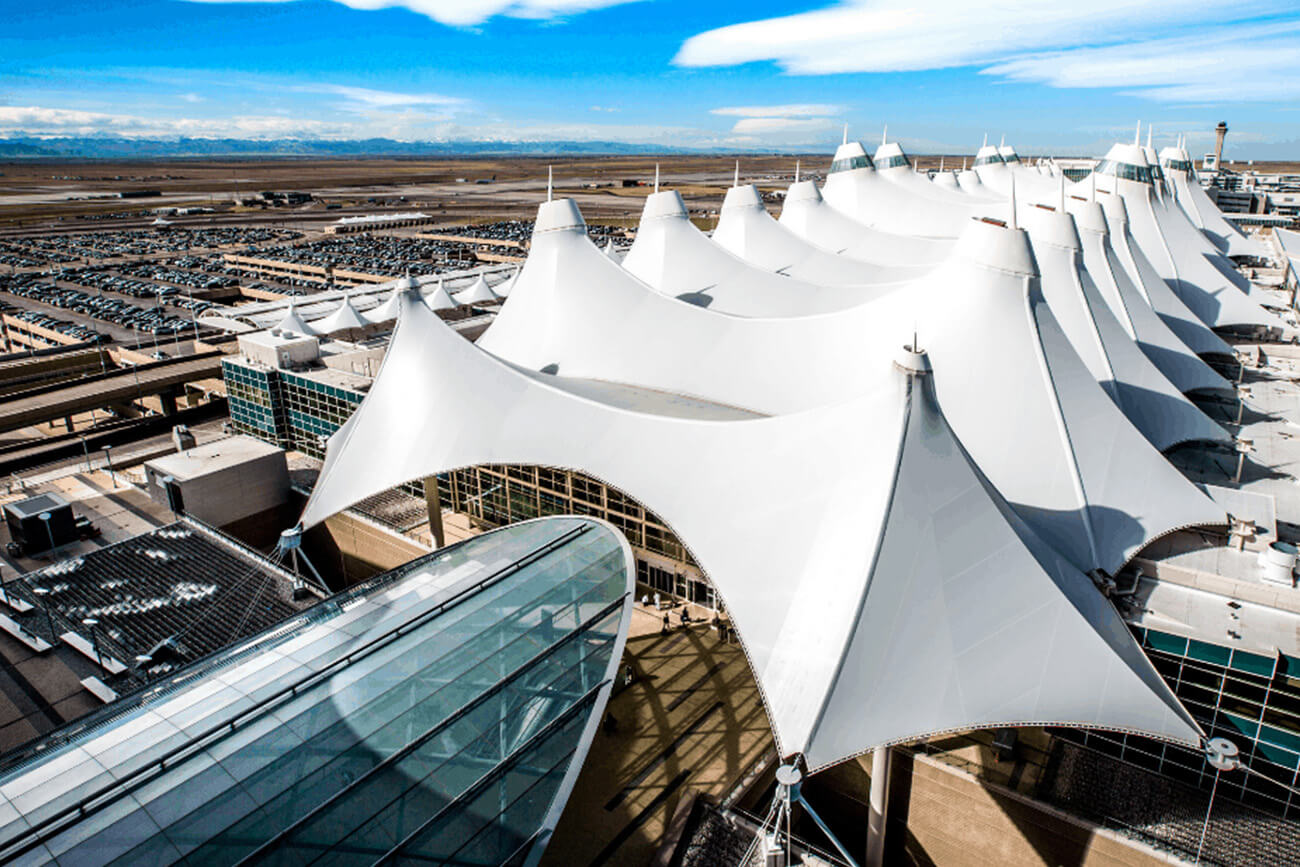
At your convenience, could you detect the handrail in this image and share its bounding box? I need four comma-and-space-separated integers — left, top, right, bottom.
0, 522, 593, 863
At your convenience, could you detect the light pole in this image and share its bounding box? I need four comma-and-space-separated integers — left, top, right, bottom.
31, 586, 56, 641
38, 511, 56, 561
102, 445, 115, 487
82, 617, 104, 669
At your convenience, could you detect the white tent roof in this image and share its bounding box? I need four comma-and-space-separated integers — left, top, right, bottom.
1065, 196, 1232, 395
315, 294, 368, 334
452, 274, 499, 306
1099, 192, 1234, 358
273, 304, 318, 336
710, 184, 925, 288
362, 290, 404, 325
603, 239, 621, 262
1087, 143, 1285, 334
300, 286, 1203, 772
932, 171, 959, 189
480, 200, 1225, 575
1016, 201, 1229, 449
779, 179, 953, 267
425, 279, 458, 311
1159, 145, 1270, 259
875, 141, 1000, 204
622, 189, 876, 316
822, 142, 993, 238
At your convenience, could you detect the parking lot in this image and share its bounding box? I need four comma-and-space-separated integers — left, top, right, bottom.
0, 226, 302, 269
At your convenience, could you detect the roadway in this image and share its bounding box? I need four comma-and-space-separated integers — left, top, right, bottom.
0, 353, 224, 433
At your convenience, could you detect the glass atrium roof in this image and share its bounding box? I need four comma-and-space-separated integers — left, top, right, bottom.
0, 516, 634, 867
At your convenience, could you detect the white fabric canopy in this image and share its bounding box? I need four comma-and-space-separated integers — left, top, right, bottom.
779, 179, 953, 267
1065, 196, 1231, 395
452, 275, 499, 306
425, 280, 458, 311
1087, 143, 1285, 333
479, 200, 1224, 575
300, 284, 1203, 772
1159, 145, 1270, 259
710, 184, 926, 288
273, 304, 318, 336
314, 295, 368, 334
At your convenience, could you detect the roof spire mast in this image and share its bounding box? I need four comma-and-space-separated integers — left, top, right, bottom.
734, 160, 740, 188
881, 123, 887, 146
1134, 120, 1141, 145
546, 165, 553, 202
654, 163, 659, 194
794, 160, 800, 183
1147, 124, 1153, 150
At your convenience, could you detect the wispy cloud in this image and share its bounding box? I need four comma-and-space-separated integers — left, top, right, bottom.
179, 0, 642, 27
676, 0, 1300, 103
730, 117, 835, 134
711, 104, 843, 118
0, 105, 353, 138
294, 83, 466, 109
984, 20, 1300, 102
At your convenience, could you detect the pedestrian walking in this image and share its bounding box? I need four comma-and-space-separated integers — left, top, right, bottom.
661, 612, 671, 633
653, 591, 661, 610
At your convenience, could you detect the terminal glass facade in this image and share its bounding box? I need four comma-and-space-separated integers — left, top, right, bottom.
1063, 624, 1300, 818
0, 517, 632, 866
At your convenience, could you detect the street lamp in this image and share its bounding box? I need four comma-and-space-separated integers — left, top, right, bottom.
30, 586, 56, 641
102, 445, 115, 487
82, 617, 104, 669
38, 511, 56, 560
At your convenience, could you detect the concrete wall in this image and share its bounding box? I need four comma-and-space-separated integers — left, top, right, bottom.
882, 751, 1183, 867
306, 509, 432, 589
145, 449, 289, 529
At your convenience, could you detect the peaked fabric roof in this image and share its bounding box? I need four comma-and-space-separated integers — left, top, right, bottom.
479, 200, 1225, 575
1016, 203, 1229, 449
622, 189, 872, 316
1065, 197, 1232, 395
779, 179, 953, 266
273, 304, 318, 336
822, 141, 992, 238
1099, 193, 1235, 358
452, 274, 499, 305
362, 289, 404, 324
1088, 143, 1285, 333
425, 280, 458, 311
300, 287, 1203, 773
1159, 145, 1270, 259
711, 184, 924, 288
314, 295, 368, 334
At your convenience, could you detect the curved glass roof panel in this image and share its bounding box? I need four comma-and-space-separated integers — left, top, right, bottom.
0, 516, 634, 867
973, 153, 1005, 167
876, 154, 910, 170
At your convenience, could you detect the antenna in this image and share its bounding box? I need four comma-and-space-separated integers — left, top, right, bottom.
794, 160, 800, 183
1008, 174, 1017, 230
842, 123, 848, 145
654, 163, 660, 193
546, 165, 553, 202
734, 160, 740, 188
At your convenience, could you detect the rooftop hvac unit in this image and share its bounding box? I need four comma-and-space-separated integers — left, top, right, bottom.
1259, 541, 1298, 587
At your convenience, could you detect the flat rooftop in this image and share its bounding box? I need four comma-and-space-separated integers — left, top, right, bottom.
145, 434, 284, 482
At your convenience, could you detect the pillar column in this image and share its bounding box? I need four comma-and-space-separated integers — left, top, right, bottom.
423, 476, 445, 548
866, 745, 891, 867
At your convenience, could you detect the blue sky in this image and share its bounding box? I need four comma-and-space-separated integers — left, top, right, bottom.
2, 0, 1298, 157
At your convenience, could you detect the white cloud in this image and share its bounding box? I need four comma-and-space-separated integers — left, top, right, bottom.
0, 105, 369, 138
731, 117, 834, 134
675, 0, 1300, 103
294, 84, 465, 109
711, 104, 843, 117
983, 20, 1300, 102
180, 0, 640, 27
179, 92, 203, 103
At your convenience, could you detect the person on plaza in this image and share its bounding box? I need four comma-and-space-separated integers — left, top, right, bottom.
661, 612, 671, 633
653, 591, 661, 610
680, 608, 690, 627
